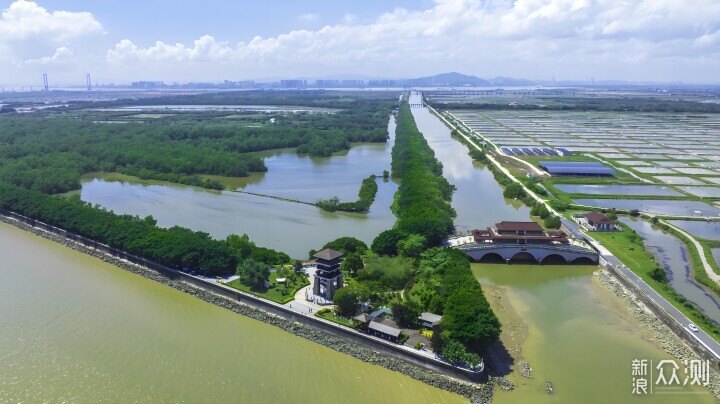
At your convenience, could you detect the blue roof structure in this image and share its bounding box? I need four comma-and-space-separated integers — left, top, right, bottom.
540, 161, 615, 176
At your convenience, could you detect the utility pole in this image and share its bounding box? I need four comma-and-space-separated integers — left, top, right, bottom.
43, 73, 49, 91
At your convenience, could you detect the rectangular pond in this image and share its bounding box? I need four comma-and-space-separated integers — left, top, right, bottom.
678, 186, 720, 198
667, 220, 720, 241
554, 184, 683, 196
573, 198, 720, 217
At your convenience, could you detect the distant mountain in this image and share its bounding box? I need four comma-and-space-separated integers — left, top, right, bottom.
404, 72, 491, 87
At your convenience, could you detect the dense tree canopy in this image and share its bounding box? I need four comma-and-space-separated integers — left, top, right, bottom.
0, 92, 395, 194
386, 103, 455, 245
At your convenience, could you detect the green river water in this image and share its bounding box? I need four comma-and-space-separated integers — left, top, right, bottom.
0, 222, 463, 403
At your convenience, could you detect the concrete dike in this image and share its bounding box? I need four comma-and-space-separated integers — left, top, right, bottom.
0, 209, 494, 403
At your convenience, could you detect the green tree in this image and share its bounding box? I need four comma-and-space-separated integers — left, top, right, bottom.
292, 259, 303, 273
397, 233, 427, 258
392, 299, 422, 327
341, 252, 364, 277
648, 267, 667, 283
371, 228, 407, 256
440, 284, 501, 353
237, 259, 269, 289
226, 234, 255, 259
323, 237, 368, 255
441, 339, 469, 364
333, 283, 369, 316
544, 216, 561, 229
503, 182, 527, 199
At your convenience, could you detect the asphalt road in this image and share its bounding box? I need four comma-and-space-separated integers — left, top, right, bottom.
561, 218, 720, 359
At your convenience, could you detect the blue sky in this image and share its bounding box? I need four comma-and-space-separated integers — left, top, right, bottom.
35, 1, 429, 45
2, 0, 719, 86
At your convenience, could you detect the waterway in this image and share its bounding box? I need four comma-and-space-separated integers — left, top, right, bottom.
620, 217, 720, 324
473, 264, 713, 403
406, 96, 531, 232
0, 222, 463, 403
409, 94, 713, 402
79, 118, 399, 259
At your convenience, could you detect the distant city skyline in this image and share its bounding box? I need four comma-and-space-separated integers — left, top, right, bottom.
2, 0, 719, 86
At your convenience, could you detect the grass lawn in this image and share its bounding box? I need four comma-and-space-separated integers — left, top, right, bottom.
315, 309, 356, 327
226, 272, 309, 304
591, 222, 720, 341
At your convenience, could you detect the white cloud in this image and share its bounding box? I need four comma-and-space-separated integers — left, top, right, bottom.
0, 0, 101, 68
0, 0, 101, 42
22, 45, 73, 64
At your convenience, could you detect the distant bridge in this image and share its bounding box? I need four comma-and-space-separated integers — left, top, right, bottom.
457, 243, 599, 265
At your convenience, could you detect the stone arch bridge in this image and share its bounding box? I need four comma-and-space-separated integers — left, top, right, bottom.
457, 243, 599, 265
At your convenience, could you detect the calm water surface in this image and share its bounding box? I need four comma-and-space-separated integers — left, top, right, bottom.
555, 184, 682, 196
80, 118, 398, 258
620, 217, 720, 324
0, 222, 463, 403
473, 264, 713, 404
668, 220, 720, 241
573, 198, 720, 217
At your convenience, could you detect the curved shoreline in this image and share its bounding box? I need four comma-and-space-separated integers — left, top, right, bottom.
0, 215, 493, 403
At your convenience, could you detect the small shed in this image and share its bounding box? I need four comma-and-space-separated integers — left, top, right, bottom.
418, 312, 442, 328
353, 313, 374, 330
368, 321, 402, 342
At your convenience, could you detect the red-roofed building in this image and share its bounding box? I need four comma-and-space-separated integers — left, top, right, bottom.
584, 212, 616, 231
472, 222, 568, 245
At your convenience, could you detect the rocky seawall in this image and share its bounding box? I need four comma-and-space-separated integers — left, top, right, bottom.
594, 268, 720, 399
0, 215, 493, 403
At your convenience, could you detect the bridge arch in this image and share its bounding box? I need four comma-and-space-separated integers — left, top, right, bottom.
540, 254, 567, 265
509, 251, 537, 264
476, 252, 505, 264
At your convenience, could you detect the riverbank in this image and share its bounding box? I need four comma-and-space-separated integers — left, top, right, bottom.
0, 214, 493, 403
594, 267, 720, 399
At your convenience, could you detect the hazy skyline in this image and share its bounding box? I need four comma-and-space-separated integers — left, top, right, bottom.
2, 0, 719, 86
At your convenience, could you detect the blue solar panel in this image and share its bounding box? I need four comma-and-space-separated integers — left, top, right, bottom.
532, 148, 545, 156
501, 147, 513, 155
512, 147, 524, 155
556, 148, 573, 156
543, 148, 558, 156
521, 147, 534, 155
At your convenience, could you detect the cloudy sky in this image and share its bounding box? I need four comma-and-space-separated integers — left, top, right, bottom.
2, 0, 719, 86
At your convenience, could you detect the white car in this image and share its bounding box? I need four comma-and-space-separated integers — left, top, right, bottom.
688, 323, 699, 332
